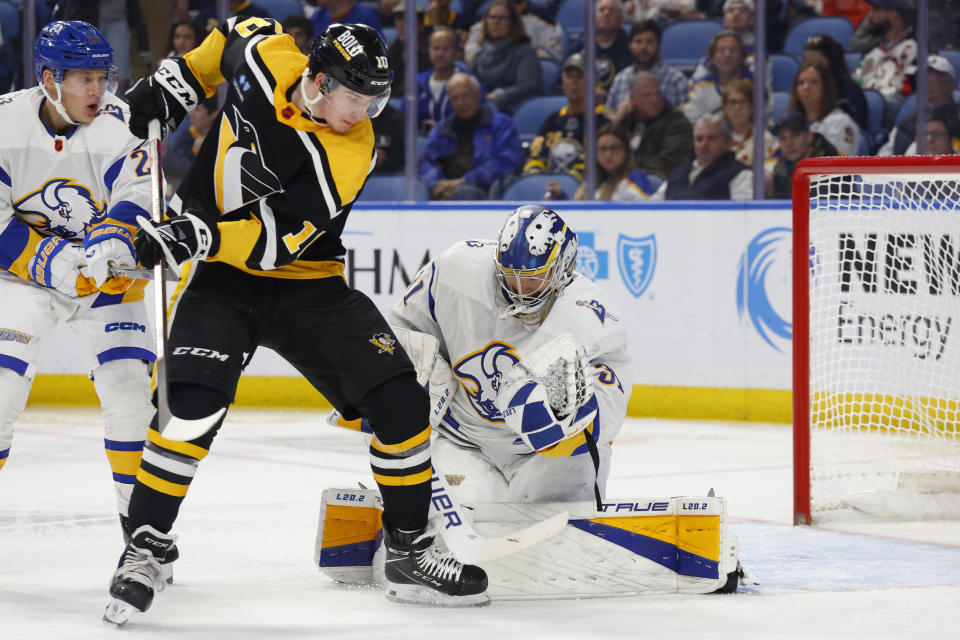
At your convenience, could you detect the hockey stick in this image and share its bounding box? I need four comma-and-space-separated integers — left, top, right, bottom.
107, 265, 178, 280
326, 410, 569, 564
145, 120, 225, 442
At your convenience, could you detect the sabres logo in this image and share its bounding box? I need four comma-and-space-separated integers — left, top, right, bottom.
577, 299, 618, 325
14, 178, 107, 238
370, 332, 396, 355
454, 342, 520, 422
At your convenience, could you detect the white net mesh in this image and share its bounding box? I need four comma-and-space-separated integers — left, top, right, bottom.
806, 170, 960, 519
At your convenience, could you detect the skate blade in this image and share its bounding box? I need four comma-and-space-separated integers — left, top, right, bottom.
103, 598, 137, 626
385, 583, 491, 607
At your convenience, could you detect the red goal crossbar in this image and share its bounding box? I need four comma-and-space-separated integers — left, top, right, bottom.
790, 155, 960, 525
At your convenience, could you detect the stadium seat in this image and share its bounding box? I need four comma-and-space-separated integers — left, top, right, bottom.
770, 91, 790, 124
856, 127, 869, 156
555, 0, 584, 32
862, 89, 885, 136
844, 52, 861, 76
501, 173, 581, 201
769, 53, 799, 93
358, 174, 429, 201
645, 172, 663, 194
540, 58, 560, 94
894, 93, 918, 127
0, 1, 21, 42
255, 0, 303, 22
512, 95, 568, 137
661, 20, 723, 72
939, 50, 960, 83
782, 17, 854, 60
381, 26, 397, 46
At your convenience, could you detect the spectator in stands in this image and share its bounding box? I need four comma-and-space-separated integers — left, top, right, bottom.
282, 15, 314, 54
465, 0, 563, 62
721, 0, 755, 52
197, 0, 271, 34
848, 0, 889, 54
802, 33, 869, 130
583, 0, 634, 101
164, 96, 219, 192
371, 102, 406, 173
623, 0, 704, 25
310, 0, 383, 38
682, 30, 752, 125
420, 73, 524, 200
789, 62, 861, 157
905, 116, 960, 156
613, 71, 694, 177
376, 0, 402, 26
721, 79, 776, 175
424, 0, 470, 33
468, 0, 541, 114
166, 19, 200, 58
879, 55, 959, 156
768, 111, 838, 199
389, 3, 432, 95
577, 124, 659, 200
522, 54, 612, 185
660, 113, 752, 200
930, 1, 960, 53
606, 20, 689, 115
852, 0, 917, 126
416, 26, 478, 136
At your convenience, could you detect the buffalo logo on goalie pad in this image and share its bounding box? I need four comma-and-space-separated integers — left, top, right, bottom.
369, 333, 397, 355
453, 341, 520, 422
14, 178, 108, 238
617, 234, 656, 298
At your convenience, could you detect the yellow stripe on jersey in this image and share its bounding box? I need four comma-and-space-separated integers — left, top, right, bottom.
314, 123, 374, 207
137, 467, 191, 497
147, 427, 210, 461
6, 227, 43, 280
370, 426, 431, 455
372, 468, 433, 486
537, 421, 597, 458
183, 28, 228, 98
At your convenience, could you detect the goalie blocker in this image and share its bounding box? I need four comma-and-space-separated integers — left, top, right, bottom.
316, 488, 750, 598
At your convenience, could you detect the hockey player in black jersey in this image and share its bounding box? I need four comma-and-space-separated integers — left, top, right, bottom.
103, 18, 488, 625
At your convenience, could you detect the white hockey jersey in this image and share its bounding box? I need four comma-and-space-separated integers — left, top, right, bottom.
389, 239, 633, 459
0, 87, 152, 302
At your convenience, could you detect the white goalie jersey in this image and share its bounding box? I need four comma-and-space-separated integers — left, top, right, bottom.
0, 87, 151, 293
389, 239, 633, 459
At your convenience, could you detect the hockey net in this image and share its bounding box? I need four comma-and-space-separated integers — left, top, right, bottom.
793, 156, 960, 524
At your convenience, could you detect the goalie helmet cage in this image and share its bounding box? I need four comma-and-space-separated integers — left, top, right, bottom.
792, 155, 960, 525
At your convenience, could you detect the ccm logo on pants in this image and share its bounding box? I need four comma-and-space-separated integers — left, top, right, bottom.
104, 322, 147, 333
172, 347, 230, 361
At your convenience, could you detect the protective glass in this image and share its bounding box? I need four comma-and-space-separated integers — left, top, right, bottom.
58, 66, 119, 97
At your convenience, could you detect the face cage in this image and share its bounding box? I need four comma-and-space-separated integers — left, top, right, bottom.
496, 262, 561, 322
320, 74, 391, 118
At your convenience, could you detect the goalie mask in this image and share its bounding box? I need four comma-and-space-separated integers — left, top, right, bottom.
495, 205, 578, 324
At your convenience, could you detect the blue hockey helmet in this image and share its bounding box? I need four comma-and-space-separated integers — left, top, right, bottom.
495, 204, 578, 323
34, 21, 115, 85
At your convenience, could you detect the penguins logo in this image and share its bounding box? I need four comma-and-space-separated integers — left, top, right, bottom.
214, 105, 282, 213
370, 333, 396, 355
14, 178, 108, 238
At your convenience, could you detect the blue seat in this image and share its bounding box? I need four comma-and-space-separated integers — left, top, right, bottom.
645, 172, 663, 194
894, 93, 918, 127
255, 0, 303, 21
555, 0, 584, 32
770, 91, 790, 124
844, 52, 862, 76
856, 127, 869, 156
381, 26, 397, 46
782, 17, 854, 60
0, 1, 21, 42
769, 53, 798, 93
540, 58, 560, 94
512, 95, 567, 136
939, 50, 960, 83
358, 174, 428, 201
502, 173, 581, 201
661, 20, 724, 72
862, 89, 885, 135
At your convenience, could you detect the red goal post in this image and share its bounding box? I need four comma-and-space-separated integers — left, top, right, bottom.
792, 156, 960, 525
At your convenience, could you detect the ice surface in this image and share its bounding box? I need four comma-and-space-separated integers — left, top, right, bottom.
1, 409, 957, 639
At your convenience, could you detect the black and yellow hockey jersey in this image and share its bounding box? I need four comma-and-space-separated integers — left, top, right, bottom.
169, 16, 375, 279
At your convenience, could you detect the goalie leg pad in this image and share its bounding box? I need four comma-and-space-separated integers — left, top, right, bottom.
315, 488, 384, 585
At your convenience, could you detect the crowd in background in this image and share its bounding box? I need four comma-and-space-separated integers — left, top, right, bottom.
1, 0, 958, 201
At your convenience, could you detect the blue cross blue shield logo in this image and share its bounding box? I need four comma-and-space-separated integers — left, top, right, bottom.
617, 234, 656, 298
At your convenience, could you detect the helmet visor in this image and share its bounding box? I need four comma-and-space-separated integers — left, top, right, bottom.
58, 66, 119, 98
323, 76, 390, 119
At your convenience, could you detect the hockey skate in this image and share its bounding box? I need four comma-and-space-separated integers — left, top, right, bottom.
121, 515, 179, 584
103, 525, 178, 626
383, 523, 490, 606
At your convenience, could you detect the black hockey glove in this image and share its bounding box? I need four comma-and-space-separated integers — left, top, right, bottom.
135, 213, 219, 275
125, 59, 202, 139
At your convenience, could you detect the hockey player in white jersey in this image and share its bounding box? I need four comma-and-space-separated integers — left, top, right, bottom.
0, 21, 158, 549
390, 204, 632, 505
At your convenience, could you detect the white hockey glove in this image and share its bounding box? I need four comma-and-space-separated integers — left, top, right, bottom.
134, 212, 218, 277
390, 325, 459, 428
28, 236, 98, 297
83, 224, 137, 294
494, 333, 598, 452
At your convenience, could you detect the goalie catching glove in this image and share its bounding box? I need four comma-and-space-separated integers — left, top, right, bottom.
494, 333, 599, 452
135, 213, 218, 276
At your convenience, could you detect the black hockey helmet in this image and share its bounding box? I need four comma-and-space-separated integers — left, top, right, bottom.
307, 23, 393, 97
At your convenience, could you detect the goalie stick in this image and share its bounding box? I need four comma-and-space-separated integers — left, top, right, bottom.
326, 409, 569, 564
145, 120, 225, 442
